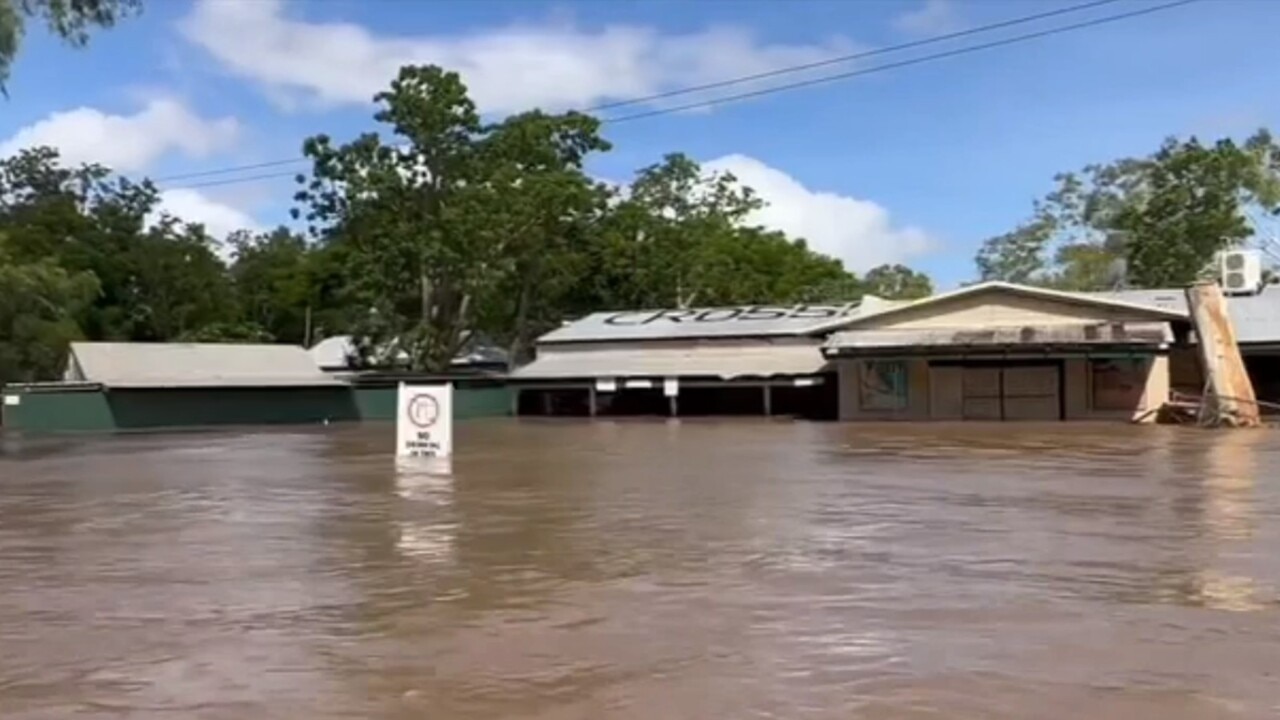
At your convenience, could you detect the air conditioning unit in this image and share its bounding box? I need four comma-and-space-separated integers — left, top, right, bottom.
1220, 249, 1264, 296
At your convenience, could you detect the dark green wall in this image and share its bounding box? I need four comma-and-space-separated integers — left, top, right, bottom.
2, 383, 512, 433
352, 385, 512, 421
107, 387, 361, 429
2, 389, 114, 432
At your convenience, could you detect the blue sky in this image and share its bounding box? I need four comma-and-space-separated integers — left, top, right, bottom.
2, 0, 1277, 288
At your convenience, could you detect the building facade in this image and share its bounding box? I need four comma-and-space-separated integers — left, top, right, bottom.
510, 302, 888, 418
821, 283, 1189, 422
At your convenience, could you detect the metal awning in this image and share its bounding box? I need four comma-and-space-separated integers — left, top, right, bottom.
512, 343, 829, 380
824, 322, 1173, 357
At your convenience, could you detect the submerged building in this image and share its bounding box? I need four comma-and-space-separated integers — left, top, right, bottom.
514, 280, 1280, 422
511, 301, 899, 418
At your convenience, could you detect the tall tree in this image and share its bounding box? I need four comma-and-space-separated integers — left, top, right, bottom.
574, 153, 864, 312
295, 65, 609, 371
0, 0, 142, 90
975, 131, 1280, 289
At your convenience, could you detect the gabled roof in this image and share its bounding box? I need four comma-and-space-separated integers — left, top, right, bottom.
832, 281, 1190, 329
66, 342, 341, 388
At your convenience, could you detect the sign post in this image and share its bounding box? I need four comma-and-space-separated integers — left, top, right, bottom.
396, 383, 454, 458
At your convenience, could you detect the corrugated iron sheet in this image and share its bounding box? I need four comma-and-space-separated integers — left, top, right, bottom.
66, 342, 343, 388
512, 343, 829, 380
1084, 288, 1280, 345
535, 302, 875, 344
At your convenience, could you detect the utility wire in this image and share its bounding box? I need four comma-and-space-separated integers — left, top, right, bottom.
157, 0, 1125, 185
585, 0, 1124, 114
156, 0, 1197, 189
604, 0, 1198, 123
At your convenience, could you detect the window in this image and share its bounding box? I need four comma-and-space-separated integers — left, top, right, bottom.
1090, 358, 1147, 411
859, 360, 909, 410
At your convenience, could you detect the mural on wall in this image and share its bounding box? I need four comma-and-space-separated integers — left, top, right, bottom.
1091, 358, 1146, 410
860, 360, 908, 410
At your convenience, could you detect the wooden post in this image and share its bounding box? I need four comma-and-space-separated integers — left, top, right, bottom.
763, 385, 773, 416
1186, 282, 1260, 427
588, 385, 597, 417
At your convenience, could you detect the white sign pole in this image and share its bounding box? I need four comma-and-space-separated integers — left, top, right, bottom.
396, 383, 454, 458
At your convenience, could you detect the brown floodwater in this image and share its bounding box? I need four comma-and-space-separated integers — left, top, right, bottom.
1, 420, 1279, 719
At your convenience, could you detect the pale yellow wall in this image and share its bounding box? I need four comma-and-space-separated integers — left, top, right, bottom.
837, 354, 1171, 423
1069, 355, 1170, 422
856, 292, 1160, 331
836, 358, 930, 420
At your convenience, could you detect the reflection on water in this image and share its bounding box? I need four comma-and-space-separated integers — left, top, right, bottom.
2, 420, 1280, 719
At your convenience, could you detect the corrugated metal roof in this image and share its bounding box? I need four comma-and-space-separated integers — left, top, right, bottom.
512, 342, 828, 380
1081, 288, 1280, 344
535, 301, 883, 344
67, 342, 342, 388
825, 322, 1173, 353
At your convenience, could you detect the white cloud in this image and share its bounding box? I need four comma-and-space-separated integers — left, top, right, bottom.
179, 0, 856, 114
893, 0, 968, 37
0, 98, 239, 173
152, 189, 263, 244
702, 154, 932, 272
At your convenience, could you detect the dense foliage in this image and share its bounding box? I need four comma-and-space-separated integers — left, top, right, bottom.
0, 64, 933, 381
976, 132, 1280, 289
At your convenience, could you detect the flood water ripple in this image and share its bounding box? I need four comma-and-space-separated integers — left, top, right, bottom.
2, 420, 1279, 718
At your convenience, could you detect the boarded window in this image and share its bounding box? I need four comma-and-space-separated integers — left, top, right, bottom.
1091, 358, 1146, 411
859, 360, 908, 410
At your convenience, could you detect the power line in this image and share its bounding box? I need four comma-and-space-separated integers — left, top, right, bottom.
153, 0, 1121, 185
168, 170, 302, 190
584, 0, 1125, 114
604, 0, 1199, 123
157, 0, 1198, 190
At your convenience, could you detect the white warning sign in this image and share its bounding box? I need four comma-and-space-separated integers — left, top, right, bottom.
396, 384, 453, 458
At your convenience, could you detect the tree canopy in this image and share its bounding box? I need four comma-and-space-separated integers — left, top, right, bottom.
0, 62, 933, 384
976, 132, 1280, 290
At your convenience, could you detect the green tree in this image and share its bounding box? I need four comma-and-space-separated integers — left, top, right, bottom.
229, 227, 317, 345
976, 131, 1280, 289
0, 0, 141, 90
295, 65, 610, 370
862, 263, 933, 299
0, 233, 99, 383
572, 153, 866, 312
0, 147, 234, 343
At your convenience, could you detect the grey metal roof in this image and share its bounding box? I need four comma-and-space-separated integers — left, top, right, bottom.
512, 343, 829, 380
825, 322, 1173, 354
536, 301, 882, 344
67, 342, 342, 388
1082, 288, 1280, 344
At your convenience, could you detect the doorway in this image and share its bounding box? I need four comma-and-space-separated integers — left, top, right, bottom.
929, 360, 1064, 421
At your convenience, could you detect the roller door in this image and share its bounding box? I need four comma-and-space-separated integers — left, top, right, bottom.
933, 363, 1062, 421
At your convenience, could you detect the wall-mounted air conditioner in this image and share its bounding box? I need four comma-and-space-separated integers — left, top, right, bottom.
1220, 249, 1263, 296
